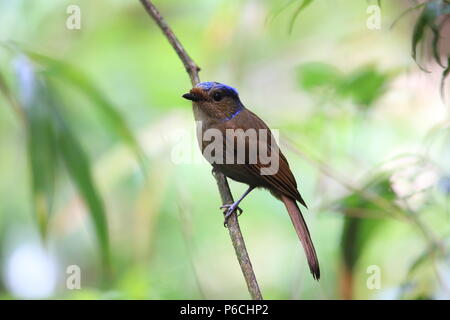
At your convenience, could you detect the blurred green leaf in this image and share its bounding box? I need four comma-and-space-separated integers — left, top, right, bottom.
341, 217, 383, 272
407, 246, 436, 278
2, 53, 111, 270
9, 56, 58, 238
337, 65, 392, 108
339, 174, 396, 212
0, 71, 23, 126
24, 84, 58, 238
26, 51, 147, 173
431, 24, 443, 68
411, 0, 450, 70
440, 56, 450, 98
266, 0, 297, 26
412, 3, 435, 69
390, 3, 426, 30
395, 0, 450, 102
339, 174, 396, 270
54, 106, 111, 269
298, 63, 393, 108
0, 69, 12, 102
297, 62, 342, 91
289, 0, 314, 34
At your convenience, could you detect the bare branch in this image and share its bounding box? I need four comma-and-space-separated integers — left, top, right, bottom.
212, 169, 263, 300
139, 0, 262, 300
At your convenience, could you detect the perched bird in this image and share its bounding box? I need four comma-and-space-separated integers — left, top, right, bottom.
182, 81, 320, 280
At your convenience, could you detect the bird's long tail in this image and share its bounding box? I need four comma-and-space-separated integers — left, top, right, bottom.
281, 195, 320, 280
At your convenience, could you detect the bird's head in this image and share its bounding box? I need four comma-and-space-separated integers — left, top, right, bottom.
182, 82, 244, 121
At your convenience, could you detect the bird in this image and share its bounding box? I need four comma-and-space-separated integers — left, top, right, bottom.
182, 81, 320, 280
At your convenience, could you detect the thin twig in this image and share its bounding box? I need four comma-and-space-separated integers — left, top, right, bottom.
139, 0, 262, 300
212, 169, 263, 300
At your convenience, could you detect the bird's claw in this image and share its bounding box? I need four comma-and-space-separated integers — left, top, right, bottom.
220, 204, 243, 215
220, 203, 244, 227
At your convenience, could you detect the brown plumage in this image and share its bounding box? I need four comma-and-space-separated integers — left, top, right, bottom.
183, 82, 320, 280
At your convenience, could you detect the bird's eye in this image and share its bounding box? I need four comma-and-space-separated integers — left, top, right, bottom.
212, 92, 223, 102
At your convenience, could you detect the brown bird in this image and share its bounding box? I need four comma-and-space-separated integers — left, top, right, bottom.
183, 81, 320, 280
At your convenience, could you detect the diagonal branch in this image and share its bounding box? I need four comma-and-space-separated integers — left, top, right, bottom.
139, 0, 262, 300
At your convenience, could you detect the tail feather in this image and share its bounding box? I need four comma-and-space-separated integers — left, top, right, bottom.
282, 195, 320, 280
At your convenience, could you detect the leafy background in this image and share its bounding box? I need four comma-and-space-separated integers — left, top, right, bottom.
0, 0, 449, 299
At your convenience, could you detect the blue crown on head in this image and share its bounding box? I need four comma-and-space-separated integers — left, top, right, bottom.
196, 82, 239, 96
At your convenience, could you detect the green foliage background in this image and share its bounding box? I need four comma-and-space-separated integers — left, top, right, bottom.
0, 0, 449, 299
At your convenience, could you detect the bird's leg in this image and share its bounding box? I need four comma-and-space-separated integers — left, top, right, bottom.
221, 186, 255, 227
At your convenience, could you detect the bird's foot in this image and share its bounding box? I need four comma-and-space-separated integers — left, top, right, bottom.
220, 203, 243, 227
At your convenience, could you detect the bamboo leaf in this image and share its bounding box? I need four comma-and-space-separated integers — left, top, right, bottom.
13, 56, 58, 238
53, 107, 111, 268
341, 216, 384, 272
1, 50, 114, 272
25, 88, 58, 238
289, 0, 314, 34
390, 3, 426, 30
339, 174, 396, 270
431, 25, 443, 68
26, 51, 147, 173
411, 1, 444, 72
412, 9, 430, 71
440, 56, 450, 99
0, 67, 25, 122
265, 0, 297, 26
0, 69, 12, 101
9, 55, 112, 270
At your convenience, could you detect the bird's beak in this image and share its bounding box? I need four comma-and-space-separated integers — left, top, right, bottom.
182, 92, 200, 102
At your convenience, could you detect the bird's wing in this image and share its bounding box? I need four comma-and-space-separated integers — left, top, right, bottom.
224, 109, 307, 207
